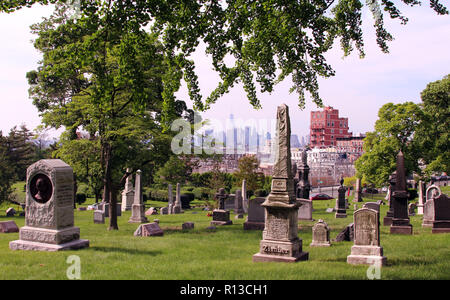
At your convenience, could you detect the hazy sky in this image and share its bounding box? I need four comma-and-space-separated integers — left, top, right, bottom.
0, 3, 449, 140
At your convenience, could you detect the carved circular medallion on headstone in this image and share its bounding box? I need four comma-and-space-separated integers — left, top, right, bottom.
30, 174, 53, 204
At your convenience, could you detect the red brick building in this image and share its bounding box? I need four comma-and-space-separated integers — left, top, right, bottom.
310, 106, 352, 148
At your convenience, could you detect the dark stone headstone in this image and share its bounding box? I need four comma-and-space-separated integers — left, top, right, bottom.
244, 197, 265, 230
0, 221, 19, 233
335, 223, 354, 242
390, 151, 413, 235
180, 194, 192, 209
423, 194, 450, 233
335, 182, 347, 218
182, 222, 194, 230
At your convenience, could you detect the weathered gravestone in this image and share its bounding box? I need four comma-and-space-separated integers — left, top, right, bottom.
417, 180, 426, 215
363, 202, 380, 213
128, 170, 148, 223
121, 168, 134, 211
211, 188, 232, 226
160, 184, 173, 215
98, 202, 121, 218
242, 179, 248, 213
160, 206, 169, 215
9, 159, 89, 251
297, 199, 313, 221
383, 172, 396, 226
172, 183, 182, 214
243, 197, 266, 230
422, 194, 450, 233
310, 219, 331, 247
408, 203, 417, 216
224, 195, 235, 211
390, 151, 413, 235
253, 104, 308, 263
347, 208, 387, 266
93, 210, 105, 224
234, 189, 245, 215
182, 222, 194, 230
134, 222, 164, 237
422, 185, 441, 227
426, 185, 441, 203
0, 221, 19, 233
145, 207, 158, 216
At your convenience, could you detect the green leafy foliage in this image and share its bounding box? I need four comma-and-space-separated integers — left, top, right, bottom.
233, 155, 265, 193
3, 0, 448, 113
355, 102, 424, 187
415, 74, 450, 176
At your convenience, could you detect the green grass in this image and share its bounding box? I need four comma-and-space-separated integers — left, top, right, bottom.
0, 193, 449, 280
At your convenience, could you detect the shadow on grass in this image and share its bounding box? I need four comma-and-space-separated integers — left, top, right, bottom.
89, 246, 162, 256
388, 256, 438, 267
319, 257, 348, 263
160, 226, 220, 235
0, 215, 24, 220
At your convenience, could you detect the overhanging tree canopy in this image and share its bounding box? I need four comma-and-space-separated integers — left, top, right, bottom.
2, 0, 448, 120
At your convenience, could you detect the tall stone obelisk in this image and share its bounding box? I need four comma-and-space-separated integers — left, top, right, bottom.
390, 151, 413, 234
128, 170, 148, 223
253, 104, 309, 263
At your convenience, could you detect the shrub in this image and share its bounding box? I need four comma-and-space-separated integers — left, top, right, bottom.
254, 189, 268, 197
75, 193, 87, 205
408, 189, 418, 201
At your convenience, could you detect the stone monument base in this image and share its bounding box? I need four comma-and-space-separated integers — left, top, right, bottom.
10, 239, 89, 252
422, 219, 433, 227
15, 226, 83, 245
309, 241, 331, 247
390, 224, 413, 235
9, 226, 89, 251
347, 245, 387, 266
383, 216, 393, 226
335, 211, 347, 218
171, 206, 182, 214
253, 239, 309, 263
243, 221, 265, 230
210, 209, 232, 226
417, 204, 424, 215
128, 204, 148, 223
431, 221, 450, 233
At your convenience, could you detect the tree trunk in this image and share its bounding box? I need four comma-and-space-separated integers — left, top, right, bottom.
103, 142, 118, 230
108, 185, 118, 231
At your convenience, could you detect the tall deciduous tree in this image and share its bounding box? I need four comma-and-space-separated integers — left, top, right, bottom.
0, 132, 16, 205
234, 155, 264, 192
415, 74, 450, 176
6, 125, 36, 181
25, 4, 186, 230
355, 102, 424, 186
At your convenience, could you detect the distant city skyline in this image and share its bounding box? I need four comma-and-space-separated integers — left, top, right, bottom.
1, 4, 449, 141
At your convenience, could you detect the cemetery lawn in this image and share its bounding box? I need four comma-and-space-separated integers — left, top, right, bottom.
1, 194, 449, 280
